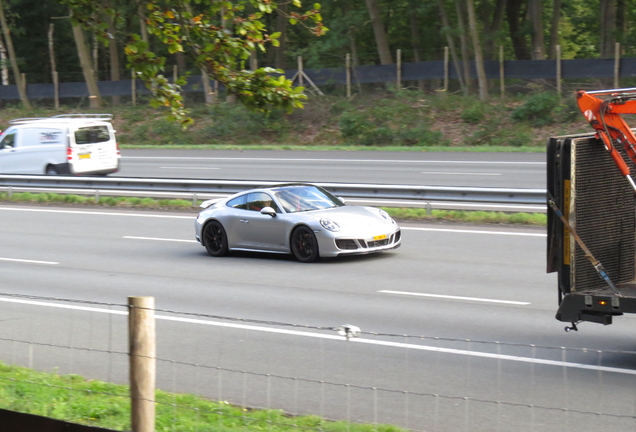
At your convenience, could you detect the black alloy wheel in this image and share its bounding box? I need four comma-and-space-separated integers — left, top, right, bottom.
45, 166, 57, 175
203, 221, 228, 257
291, 226, 319, 263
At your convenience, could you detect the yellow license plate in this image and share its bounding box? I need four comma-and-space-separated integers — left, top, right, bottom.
373, 234, 387, 241
78, 153, 91, 159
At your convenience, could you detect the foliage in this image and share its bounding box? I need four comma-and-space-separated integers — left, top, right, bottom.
57, 0, 327, 126
511, 92, 562, 127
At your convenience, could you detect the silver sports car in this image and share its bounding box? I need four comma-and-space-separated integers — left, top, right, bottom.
194, 184, 401, 262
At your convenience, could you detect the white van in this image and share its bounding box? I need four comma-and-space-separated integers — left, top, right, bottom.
0, 114, 120, 175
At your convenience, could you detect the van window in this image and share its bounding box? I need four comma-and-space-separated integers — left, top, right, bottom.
0, 131, 16, 149
74, 126, 110, 144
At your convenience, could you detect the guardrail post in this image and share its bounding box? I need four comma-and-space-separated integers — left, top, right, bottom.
192, 193, 197, 207
426, 202, 432, 216
129, 296, 156, 432
94, 190, 99, 203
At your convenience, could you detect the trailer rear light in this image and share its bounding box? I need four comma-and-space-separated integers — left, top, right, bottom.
598, 300, 608, 306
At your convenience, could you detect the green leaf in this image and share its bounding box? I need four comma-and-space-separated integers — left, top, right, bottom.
314, 3, 321, 9
289, 18, 298, 25
293, 0, 301, 6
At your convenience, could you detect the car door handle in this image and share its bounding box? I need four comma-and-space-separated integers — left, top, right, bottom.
240, 219, 249, 224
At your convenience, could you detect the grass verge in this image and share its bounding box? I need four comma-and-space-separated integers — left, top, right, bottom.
0, 362, 404, 431
0, 192, 547, 226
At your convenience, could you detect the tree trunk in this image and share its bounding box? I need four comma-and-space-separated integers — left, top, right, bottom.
364, 0, 392, 64
408, 0, 424, 89
466, 0, 488, 100
528, 0, 545, 59
0, 36, 8, 85
456, 1, 472, 93
71, 20, 103, 108
548, 0, 562, 59
600, 0, 616, 58
437, 0, 466, 94
274, 2, 288, 69
506, 0, 531, 60
137, 0, 148, 44
481, 0, 506, 60
105, 0, 121, 105
0, 0, 29, 108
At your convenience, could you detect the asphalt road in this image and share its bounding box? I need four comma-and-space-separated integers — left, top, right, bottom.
0, 204, 635, 431
116, 149, 546, 189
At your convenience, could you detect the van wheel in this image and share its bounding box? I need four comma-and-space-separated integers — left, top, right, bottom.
45, 166, 57, 175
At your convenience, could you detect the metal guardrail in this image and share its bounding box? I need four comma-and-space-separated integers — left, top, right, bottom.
0, 175, 547, 205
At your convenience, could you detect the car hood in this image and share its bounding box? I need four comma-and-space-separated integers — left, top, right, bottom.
313, 206, 396, 235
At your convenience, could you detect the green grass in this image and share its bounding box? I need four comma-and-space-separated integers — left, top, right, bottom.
382, 207, 546, 226
0, 192, 547, 226
0, 362, 405, 431
0, 91, 582, 149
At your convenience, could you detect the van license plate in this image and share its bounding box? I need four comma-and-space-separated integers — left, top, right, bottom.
373, 234, 387, 241
78, 153, 91, 159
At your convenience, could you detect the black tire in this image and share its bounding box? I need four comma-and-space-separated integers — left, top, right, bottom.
291, 226, 319, 263
203, 221, 228, 257
45, 165, 57, 175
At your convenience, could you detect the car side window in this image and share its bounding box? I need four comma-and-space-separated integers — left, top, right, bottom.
0, 131, 16, 149
227, 195, 247, 210
246, 192, 280, 213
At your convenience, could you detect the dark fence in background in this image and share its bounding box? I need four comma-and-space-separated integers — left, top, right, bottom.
2, 57, 636, 101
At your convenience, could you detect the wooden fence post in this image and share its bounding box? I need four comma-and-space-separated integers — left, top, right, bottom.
129, 296, 156, 432
297, 56, 304, 86
499, 45, 504, 97
443, 46, 449, 94
131, 69, 136, 106
614, 42, 621, 89
53, 71, 59, 110
556, 45, 562, 98
396, 48, 402, 89
346, 53, 351, 98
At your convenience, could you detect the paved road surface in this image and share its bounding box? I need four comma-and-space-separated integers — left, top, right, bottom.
0, 204, 634, 431
117, 150, 546, 189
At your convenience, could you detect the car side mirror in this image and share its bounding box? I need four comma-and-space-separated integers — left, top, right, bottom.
260, 207, 277, 217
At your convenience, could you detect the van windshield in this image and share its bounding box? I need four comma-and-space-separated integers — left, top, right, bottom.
75, 126, 110, 144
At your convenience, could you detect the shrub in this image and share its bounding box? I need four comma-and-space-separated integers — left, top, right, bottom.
511, 92, 560, 126
338, 111, 374, 140
461, 103, 486, 124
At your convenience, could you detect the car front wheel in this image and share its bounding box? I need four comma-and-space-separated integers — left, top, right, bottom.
291, 226, 319, 263
203, 221, 228, 257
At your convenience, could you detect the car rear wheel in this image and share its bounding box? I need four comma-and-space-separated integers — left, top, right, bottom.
203, 221, 228, 257
291, 226, 319, 263
45, 165, 57, 175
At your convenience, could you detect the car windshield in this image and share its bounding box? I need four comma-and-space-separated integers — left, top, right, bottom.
273, 186, 343, 213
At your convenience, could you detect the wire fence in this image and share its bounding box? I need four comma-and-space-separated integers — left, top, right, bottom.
0, 291, 635, 432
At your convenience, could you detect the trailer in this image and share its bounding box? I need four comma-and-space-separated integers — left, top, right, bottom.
548, 88, 636, 330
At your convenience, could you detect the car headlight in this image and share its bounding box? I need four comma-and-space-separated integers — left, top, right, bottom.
379, 209, 395, 223
320, 218, 340, 232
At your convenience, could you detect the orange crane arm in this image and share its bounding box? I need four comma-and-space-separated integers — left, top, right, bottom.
577, 89, 636, 190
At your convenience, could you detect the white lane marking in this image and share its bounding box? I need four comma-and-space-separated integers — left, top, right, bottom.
0, 207, 192, 219
348, 199, 544, 211
160, 167, 220, 170
379, 290, 530, 305
0, 258, 59, 265
0, 296, 632, 376
124, 236, 196, 243
124, 156, 543, 165
402, 227, 546, 237
421, 172, 502, 176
